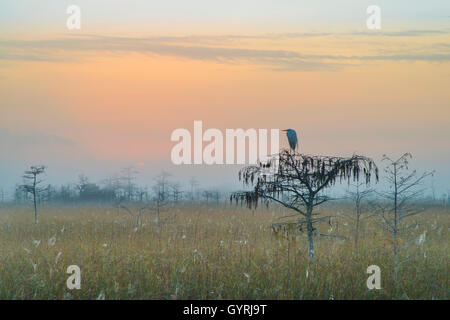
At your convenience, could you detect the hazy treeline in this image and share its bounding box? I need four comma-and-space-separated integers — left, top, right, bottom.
7, 168, 223, 206
3, 178, 449, 208
2, 163, 449, 209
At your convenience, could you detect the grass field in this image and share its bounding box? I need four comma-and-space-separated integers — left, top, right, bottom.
0, 204, 448, 299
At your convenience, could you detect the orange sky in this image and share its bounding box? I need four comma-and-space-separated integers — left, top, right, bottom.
1, 25, 450, 191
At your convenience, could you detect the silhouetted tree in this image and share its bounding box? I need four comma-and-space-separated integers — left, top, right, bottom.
120, 167, 139, 201
137, 186, 149, 203
170, 183, 183, 203
14, 184, 27, 203
21, 166, 47, 224
202, 190, 212, 203
374, 153, 433, 279
154, 170, 171, 202
343, 182, 375, 247
189, 177, 199, 201
232, 149, 378, 259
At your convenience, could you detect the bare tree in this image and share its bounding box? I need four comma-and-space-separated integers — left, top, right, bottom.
448, 189, 450, 207
76, 174, 89, 199
154, 170, 171, 202
44, 184, 57, 203
170, 182, 183, 203
137, 186, 149, 203
202, 190, 221, 205
430, 176, 436, 202
442, 191, 449, 208
117, 202, 149, 228
21, 166, 47, 225
375, 153, 434, 279
120, 167, 139, 201
117, 171, 173, 228
232, 149, 378, 259
103, 175, 124, 202
14, 184, 27, 203
149, 171, 175, 228
59, 184, 76, 202
212, 190, 220, 205
343, 182, 375, 247
202, 190, 212, 203
188, 177, 199, 201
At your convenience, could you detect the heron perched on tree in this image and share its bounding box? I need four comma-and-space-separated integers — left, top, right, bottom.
282, 129, 298, 152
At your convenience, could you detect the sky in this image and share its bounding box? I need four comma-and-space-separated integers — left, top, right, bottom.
0, 1, 449, 197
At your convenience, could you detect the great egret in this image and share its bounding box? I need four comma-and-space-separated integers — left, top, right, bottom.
282, 129, 298, 151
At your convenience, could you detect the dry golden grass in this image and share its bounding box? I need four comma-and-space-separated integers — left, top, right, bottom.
0, 204, 448, 299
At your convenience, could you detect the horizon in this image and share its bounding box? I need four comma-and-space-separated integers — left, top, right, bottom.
1, 0, 450, 196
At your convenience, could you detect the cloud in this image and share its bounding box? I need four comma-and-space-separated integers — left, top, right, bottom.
0, 35, 341, 71
350, 30, 449, 37
0, 30, 449, 71
0, 52, 68, 62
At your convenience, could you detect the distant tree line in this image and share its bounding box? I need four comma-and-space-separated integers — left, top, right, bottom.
12, 168, 225, 206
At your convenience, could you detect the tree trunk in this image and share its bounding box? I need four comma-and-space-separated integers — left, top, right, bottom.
307, 223, 314, 259
354, 193, 361, 247
393, 230, 399, 280
33, 175, 38, 225
33, 193, 38, 225
306, 205, 315, 259
393, 163, 399, 282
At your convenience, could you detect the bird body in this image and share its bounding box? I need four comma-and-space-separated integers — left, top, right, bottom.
283, 129, 298, 151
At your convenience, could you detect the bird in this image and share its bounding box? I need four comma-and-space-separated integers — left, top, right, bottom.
282, 129, 298, 151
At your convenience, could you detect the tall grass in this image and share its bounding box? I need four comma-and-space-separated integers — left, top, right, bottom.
0, 204, 447, 299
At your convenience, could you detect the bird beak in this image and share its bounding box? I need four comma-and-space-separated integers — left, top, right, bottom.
282, 129, 288, 132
